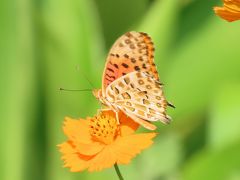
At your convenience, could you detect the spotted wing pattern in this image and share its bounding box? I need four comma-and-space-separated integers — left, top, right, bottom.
105, 71, 171, 130
102, 31, 159, 95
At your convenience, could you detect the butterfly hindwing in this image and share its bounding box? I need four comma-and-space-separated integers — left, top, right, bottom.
105, 71, 170, 128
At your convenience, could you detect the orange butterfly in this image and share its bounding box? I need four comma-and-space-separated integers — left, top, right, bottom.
93, 31, 174, 130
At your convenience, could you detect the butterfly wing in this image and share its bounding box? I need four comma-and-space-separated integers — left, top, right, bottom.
105, 71, 170, 130
102, 31, 159, 95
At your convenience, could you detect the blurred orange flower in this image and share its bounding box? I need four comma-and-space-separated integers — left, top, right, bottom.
58, 110, 156, 172
214, 0, 240, 22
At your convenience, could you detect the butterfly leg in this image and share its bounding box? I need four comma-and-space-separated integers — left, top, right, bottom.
115, 111, 120, 124
97, 108, 111, 114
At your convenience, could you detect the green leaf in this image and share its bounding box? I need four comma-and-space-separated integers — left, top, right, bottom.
182, 141, 240, 180
0, 0, 40, 180
208, 83, 240, 150
120, 133, 183, 179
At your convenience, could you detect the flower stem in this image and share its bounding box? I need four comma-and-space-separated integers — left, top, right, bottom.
114, 163, 124, 180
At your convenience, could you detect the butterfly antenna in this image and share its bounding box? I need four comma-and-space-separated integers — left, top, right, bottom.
59, 88, 92, 92
75, 65, 95, 89
83, 74, 95, 89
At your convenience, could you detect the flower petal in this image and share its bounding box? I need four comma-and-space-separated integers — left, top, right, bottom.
214, 0, 240, 22
63, 117, 92, 144
72, 133, 156, 172
75, 142, 104, 156
214, 7, 240, 21
58, 141, 93, 172
87, 146, 117, 172
58, 141, 76, 154
119, 111, 140, 136
225, 0, 240, 11
111, 133, 157, 164
63, 117, 104, 155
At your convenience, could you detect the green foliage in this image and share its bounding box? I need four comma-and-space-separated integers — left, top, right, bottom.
1, 0, 240, 180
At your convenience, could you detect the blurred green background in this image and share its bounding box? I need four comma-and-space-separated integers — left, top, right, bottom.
1, 0, 240, 179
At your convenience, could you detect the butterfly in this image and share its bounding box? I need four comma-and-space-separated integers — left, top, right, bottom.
93, 31, 174, 130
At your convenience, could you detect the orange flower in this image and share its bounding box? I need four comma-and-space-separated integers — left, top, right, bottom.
58, 110, 156, 172
214, 0, 240, 22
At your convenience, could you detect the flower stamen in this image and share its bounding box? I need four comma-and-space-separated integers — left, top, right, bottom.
89, 113, 118, 144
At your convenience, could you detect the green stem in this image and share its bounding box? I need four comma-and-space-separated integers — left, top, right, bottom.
114, 163, 124, 180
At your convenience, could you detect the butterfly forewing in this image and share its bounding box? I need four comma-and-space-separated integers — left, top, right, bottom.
102, 31, 159, 93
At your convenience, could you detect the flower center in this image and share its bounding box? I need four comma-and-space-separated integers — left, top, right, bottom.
89, 113, 118, 144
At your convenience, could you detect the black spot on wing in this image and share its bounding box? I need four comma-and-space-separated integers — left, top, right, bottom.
107, 68, 114, 73
134, 66, 140, 71
121, 63, 129, 68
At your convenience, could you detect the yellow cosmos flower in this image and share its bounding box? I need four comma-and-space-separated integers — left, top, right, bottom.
58, 110, 156, 172
214, 0, 240, 22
